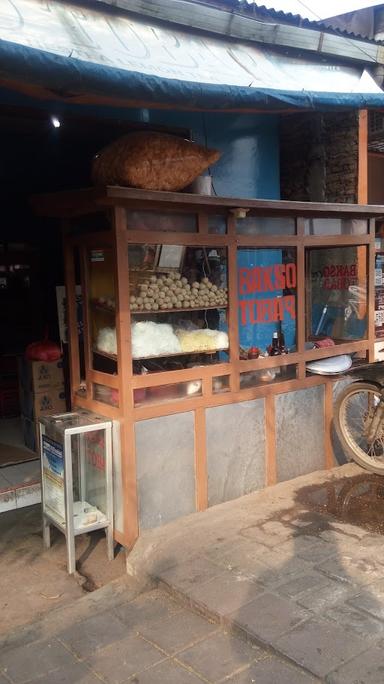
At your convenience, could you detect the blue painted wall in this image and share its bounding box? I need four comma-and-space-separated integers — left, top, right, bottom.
0, 88, 280, 200
139, 109, 280, 200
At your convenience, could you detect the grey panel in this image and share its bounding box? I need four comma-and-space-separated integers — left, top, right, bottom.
135, 412, 195, 530
206, 399, 265, 507
276, 386, 325, 482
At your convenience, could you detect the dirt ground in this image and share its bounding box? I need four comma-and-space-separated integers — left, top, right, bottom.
0, 504, 126, 635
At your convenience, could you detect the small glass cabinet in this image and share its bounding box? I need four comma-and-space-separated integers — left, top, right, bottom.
39, 409, 114, 574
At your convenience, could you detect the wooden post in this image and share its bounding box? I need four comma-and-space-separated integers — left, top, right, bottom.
227, 214, 240, 392
358, 109, 368, 204
296, 230, 306, 380
113, 207, 139, 549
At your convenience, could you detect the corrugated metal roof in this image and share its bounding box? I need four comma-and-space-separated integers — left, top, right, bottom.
192, 0, 384, 43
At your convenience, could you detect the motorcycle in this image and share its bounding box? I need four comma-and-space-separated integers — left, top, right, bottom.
334, 363, 384, 475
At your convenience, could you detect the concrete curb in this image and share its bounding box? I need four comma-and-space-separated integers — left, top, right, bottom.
154, 574, 321, 680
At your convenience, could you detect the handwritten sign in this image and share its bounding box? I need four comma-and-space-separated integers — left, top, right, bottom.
321, 263, 357, 290
238, 263, 296, 326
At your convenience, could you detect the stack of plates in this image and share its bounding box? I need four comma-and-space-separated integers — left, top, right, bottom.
306, 355, 352, 375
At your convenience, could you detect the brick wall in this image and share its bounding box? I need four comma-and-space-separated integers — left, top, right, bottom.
280, 112, 358, 203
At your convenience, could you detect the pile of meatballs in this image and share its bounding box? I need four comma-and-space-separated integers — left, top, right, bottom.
130, 273, 228, 312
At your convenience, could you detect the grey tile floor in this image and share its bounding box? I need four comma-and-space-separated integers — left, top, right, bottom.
0, 589, 319, 684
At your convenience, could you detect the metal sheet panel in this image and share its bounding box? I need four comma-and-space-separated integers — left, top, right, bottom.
0, 1, 382, 112
135, 412, 195, 530
1, 1, 380, 93
206, 399, 265, 506
276, 386, 325, 482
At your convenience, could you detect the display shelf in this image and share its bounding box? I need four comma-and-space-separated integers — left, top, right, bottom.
135, 348, 228, 360
94, 346, 228, 361
131, 305, 227, 315
93, 348, 117, 361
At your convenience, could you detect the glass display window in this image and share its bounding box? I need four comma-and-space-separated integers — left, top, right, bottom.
304, 218, 367, 236
207, 215, 227, 234
126, 210, 197, 233
134, 379, 202, 407
93, 383, 119, 407
128, 243, 228, 373
305, 246, 368, 343
88, 248, 117, 374
236, 216, 295, 236
237, 247, 297, 359
240, 364, 297, 389
212, 375, 230, 393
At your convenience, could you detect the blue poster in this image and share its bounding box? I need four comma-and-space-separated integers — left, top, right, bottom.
237, 249, 296, 353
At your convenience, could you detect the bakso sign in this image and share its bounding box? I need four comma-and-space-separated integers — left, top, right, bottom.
238, 263, 297, 325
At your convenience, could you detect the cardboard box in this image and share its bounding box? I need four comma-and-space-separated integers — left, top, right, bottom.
33, 389, 66, 418
20, 387, 67, 421
18, 358, 64, 393
21, 415, 38, 453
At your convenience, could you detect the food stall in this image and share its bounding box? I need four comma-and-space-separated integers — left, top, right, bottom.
35, 186, 384, 549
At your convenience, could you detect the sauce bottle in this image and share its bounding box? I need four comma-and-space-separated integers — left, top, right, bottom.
269, 332, 281, 356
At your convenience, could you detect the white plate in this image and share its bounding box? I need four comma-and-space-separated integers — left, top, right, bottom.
306, 354, 352, 375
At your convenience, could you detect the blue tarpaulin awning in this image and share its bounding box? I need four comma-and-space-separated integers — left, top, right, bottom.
0, 0, 383, 111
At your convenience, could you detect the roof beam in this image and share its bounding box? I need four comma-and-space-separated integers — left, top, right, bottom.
93, 0, 384, 65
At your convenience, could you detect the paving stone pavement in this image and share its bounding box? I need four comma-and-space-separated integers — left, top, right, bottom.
126, 464, 384, 682
3, 463, 384, 682
0, 586, 319, 683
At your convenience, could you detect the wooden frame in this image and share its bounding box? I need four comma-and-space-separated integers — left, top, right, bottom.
45, 187, 384, 547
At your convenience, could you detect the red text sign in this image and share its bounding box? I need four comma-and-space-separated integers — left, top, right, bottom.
238, 263, 296, 325
239, 263, 296, 295
321, 263, 357, 290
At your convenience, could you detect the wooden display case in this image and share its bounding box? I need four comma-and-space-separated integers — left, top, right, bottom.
35, 186, 384, 548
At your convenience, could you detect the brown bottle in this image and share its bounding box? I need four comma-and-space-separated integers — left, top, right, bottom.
269, 332, 281, 356
277, 329, 288, 354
